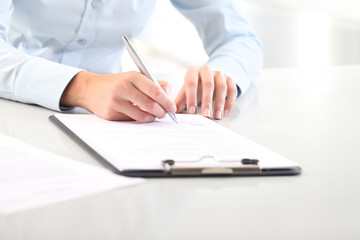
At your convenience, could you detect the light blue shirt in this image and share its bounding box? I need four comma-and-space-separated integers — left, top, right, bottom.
0, 0, 263, 111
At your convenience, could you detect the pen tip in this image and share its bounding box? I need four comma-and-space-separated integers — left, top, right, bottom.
170, 113, 178, 124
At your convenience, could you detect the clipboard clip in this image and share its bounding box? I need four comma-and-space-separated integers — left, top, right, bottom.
162, 156, 260, 176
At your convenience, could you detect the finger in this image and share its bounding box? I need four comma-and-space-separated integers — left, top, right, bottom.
213, 71, 227, 120
113, 101, 156, 123
131, 74, 177, 113
199, 66, 214, 118
125, 87, 167, 120
174, 86, 187, 113
223, 76, 237, 118
184, 68, 199, 114
94, 98, 156, 122
95, 109, 134, 121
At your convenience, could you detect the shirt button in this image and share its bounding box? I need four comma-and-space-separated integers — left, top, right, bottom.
77, 39, 87, 46
92, 0, 102, 9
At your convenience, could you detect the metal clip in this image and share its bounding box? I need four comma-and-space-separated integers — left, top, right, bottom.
162, 156, 260, 176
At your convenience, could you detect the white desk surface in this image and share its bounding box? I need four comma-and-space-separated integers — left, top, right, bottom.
1, 66, 359, 240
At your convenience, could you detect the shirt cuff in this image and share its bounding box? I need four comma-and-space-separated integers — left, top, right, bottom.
206, 56, 251, 98
14, 56, 84, 111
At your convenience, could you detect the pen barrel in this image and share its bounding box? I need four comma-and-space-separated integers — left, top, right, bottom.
122, 35, 177, 123
122, 36, 158, 84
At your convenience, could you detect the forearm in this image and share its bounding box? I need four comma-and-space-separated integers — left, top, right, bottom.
1, 3, 83, 111
206, 36, 263, 94
0, 1, 12, 41
0, 40, 83, 110
172, 0, 263, 95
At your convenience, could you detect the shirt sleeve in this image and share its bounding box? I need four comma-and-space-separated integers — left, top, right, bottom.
0, 3, 83, 111
170, 0, 263, 95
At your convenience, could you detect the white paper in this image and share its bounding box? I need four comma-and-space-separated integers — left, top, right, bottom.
53, 113, 299, 171
0, 134, 143, 215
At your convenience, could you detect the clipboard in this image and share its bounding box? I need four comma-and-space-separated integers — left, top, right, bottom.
49, 114, 301, 177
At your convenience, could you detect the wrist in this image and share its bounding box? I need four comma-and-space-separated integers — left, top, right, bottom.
60, 71, 95, 109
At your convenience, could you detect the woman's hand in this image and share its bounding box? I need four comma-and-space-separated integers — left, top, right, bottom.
174, 66, 237, 120
60, 71, 176, 122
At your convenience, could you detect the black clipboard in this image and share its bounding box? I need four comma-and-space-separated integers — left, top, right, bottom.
49, 114, 301, 177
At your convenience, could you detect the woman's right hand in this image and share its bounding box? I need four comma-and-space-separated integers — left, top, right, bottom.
60, 71, 176, 122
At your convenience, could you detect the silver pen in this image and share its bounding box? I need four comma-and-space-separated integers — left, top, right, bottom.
122, 35, 178, 123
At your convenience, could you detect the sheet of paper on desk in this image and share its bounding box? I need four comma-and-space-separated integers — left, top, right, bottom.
0, 134, 144, 215
53, 113, 298, 171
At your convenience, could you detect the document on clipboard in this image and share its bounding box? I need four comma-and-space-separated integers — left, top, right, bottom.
49, 113, 301, 177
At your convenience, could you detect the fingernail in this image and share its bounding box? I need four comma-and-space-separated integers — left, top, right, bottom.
188, 105, 196, 114
224, 109, 229, 117
169, 104, 177, 113
203, 108, 211, 118
215, 110, 222, 120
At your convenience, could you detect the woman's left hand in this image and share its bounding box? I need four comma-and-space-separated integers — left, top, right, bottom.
174, 66, 237, 120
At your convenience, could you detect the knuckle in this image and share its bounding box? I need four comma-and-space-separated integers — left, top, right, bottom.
185, 80, 197, 88
153, 87, 164, 100
126, 71, 142, 82
128, 70, 140, 77
226, 81, 236, 94
114, 81, 128, 95
218, 81, 227, 91
188, 67, 198, 73
122, 71, 133, 80
214, 71, 224, 79
202, 65, 211, 72
144, 101, 157, 112
226, 76, 235, 86
202, 80, 214, 89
